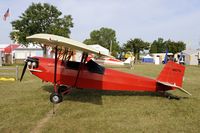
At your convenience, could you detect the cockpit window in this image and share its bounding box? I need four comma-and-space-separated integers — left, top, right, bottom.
86, 60, 105, 74
66, 61, 81, 70
66, 60, 105, 75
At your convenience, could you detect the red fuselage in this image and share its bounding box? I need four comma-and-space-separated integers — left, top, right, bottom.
30, 57, 170, 92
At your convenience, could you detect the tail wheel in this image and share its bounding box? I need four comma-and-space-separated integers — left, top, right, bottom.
50, 93, 63, 104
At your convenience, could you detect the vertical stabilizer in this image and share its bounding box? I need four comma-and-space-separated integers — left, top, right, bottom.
157, 61, 185, 88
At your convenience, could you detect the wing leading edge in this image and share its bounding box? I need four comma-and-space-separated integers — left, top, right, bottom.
26, 33, 111, 57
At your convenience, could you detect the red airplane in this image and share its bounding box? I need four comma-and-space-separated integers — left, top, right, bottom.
20, 34, 191, 104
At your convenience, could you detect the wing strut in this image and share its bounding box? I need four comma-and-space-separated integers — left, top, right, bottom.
53, 46, 58, 93
73, 52, 88, 88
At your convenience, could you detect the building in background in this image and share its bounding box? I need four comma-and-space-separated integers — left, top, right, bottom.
0, 45, 6, 66
0, 44, 20, 64
4, 44, 19, 64
151, 53, 173, 64
14, 44, 43, 63
182, 49, 200, 65
0, 51, 2, 66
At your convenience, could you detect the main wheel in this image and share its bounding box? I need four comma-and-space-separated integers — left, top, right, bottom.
50, 93, 63, 104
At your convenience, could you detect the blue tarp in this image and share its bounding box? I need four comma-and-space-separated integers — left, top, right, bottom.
142, 58, 154, 63
142, 55, 154, 63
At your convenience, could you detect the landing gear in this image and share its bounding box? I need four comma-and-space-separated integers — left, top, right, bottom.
159, 91, 180, 100
166, 94, 180, 100
50, 85, 71, 104
58, 85, 70, 94
50, 93, 63, 104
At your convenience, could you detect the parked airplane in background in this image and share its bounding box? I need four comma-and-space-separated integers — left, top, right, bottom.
20, 33, 191, 104
88, 54, 133, 66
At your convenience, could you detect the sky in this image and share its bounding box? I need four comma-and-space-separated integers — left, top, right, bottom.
1, 0, 200, 49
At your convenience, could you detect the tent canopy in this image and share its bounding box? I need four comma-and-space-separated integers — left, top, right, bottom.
142, 54, 154, 63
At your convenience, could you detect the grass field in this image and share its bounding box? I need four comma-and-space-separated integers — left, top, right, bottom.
0, 64, 200, 133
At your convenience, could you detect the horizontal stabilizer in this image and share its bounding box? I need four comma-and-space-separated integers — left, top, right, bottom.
157, 80, 192, 95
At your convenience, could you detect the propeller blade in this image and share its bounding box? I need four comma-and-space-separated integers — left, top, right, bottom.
20, 61, 28, 81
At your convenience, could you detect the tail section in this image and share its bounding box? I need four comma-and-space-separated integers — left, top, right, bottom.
156, 61, 191, 95
157, 61, 185, 87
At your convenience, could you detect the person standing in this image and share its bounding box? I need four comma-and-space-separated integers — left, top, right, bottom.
130, 54, 135, 69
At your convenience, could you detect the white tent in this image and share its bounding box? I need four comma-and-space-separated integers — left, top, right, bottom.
142, 54, 154, 63
182, 49, 200, 65
0, 51, 2, 66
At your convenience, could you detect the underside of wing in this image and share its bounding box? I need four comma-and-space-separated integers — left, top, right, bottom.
26, 33, 111, 57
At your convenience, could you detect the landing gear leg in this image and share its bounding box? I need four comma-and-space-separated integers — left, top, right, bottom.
58, 85, 72, 96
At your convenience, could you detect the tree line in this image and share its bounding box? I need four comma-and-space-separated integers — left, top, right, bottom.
10, 3, 186, 58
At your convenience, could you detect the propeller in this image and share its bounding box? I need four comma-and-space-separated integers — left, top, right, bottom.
20, 57, 39, 81
20, 59, 28, 81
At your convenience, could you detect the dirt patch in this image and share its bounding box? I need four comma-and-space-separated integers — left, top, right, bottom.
30, 104, 60, 133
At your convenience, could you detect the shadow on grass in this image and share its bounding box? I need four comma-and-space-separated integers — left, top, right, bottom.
42, 85, 103, 105
42, 85, 186, 105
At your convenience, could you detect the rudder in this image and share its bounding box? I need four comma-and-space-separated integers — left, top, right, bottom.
157, 61, 185, 88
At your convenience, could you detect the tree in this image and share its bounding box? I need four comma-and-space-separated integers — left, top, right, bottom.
149, 38, 186, 54
123, 38, 150, 60
165, 40, 186, 54
149, 38, 166, 53
83, 27, 120, 56
10, 3, 73, 56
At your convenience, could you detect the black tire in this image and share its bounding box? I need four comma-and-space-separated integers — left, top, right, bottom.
50, 93, 63, 104
167, 95, 172, 99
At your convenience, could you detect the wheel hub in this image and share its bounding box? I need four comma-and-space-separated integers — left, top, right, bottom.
52, 95, 59, 102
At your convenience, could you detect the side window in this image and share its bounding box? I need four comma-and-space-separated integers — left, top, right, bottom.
66, 61, 81, 70
86, 60, 105, 74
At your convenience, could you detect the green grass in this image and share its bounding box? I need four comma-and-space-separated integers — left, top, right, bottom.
0, 64, 200, 133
